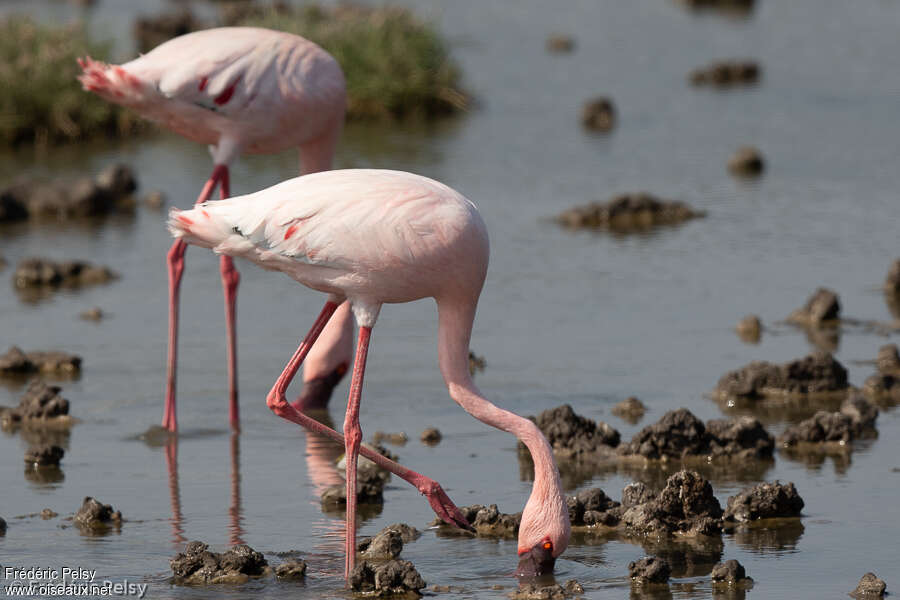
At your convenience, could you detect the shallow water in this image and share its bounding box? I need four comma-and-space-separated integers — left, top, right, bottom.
1, 0, 899, 598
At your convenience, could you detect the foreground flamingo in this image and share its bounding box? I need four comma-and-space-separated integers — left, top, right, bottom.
78, 27, 354, 432
168, 169, 571, 580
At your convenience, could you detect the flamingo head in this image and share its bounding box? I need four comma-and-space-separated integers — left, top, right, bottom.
514, 485, 571, 577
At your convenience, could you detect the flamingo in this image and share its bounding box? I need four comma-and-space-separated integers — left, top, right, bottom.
167, 169, 571, 581
78, 27, 354, 432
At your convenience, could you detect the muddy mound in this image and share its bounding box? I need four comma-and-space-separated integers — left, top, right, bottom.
611, 397, 646, 423
629, 556, 671, 584
690, 60, 760, 87
24, 444, 64, 466
852, 572, 886, 598
778, 395, 877, 446
0, 347, 81, 376
877, 344, 900, 375
723, 481, 804, 522
0, 380, 70, 424
787, 288, 841, 326
617, 409, 774, 460
884, 260, 900, 296
556, 193, 704, 232
715, 351, 849, 399
567, 488, 622, 527
432, 504, 520, 538
357, 524, 418, 560
349, 559, 425, 596
622, 471, 723, 536
74, 497, 122, 532
12, 258, 117, 293
274, 559, 307, 581
0, 164, 137, 223
711, 559, 752, 587
513, 580, 584, 599
728, 146, 766, 177
170, 541, 269, 584
736, 314, 762, 343
581, 97, 615, 132
521, 404, 619, 463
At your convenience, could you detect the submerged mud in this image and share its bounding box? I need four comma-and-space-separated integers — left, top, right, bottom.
170, 541, 270, 585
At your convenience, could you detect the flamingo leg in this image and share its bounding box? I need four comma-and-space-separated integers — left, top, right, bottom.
162, 164, 230, 432
218, 168, 241, 431
342, 326, 371, 579
265, 302, 474, 543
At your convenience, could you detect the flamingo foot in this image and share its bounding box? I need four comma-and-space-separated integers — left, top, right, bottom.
419, 478, 476, 532
291, 363, 348, 412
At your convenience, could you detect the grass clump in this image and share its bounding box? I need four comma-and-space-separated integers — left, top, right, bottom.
226, 3, 467, 120
0, 16, 143, 149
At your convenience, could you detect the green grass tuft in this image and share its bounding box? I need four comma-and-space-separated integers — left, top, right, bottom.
227, 3, 467, 120
0, 16, 144, 149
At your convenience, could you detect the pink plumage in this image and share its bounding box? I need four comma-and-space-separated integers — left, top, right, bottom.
80, 27, 353, 432
169, 169, 571, 580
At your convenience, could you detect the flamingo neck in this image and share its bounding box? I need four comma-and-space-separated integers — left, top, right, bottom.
436, 297, 562, 509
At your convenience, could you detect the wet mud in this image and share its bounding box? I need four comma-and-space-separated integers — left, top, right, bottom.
690, 61, 760, 87
777, 395, 878, 447
580, 97, 616, 132
420, 427, 442, 445
12, 258, 117, 302
710, 559, 753, 588
170, 541, 271, 585
715, 351, 849, 400
851, 572, 886, 598
73, 496, 122, 533
349, 559, 425, 597
24, 444, 64, 466
512, 579, 584, 599
545, 34, 576, 54
0, 347, 81, 377
722, 481, 804, 523
431, 504, 521, 539
612, 397, 646, 423
556, 194, 704, 232
274, 559, 307, 581
629, 556, 671, 584
0, 164, 137, 223
0, 380, 72, 427
735, 315, 762, 344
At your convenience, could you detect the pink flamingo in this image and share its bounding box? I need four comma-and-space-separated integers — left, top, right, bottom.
78, 27, 354, 432
168, 169, 571, 580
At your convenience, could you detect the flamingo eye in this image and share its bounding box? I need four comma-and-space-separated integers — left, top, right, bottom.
543, 541, 552, 550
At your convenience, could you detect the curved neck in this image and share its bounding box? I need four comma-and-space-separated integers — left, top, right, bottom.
436, 296, 562, 503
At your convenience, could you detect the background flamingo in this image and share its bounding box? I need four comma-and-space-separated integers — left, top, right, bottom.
168, 168, 571, 581
78, 27, 355, 432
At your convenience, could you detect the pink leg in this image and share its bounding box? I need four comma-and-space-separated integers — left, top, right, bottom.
218, 165, 241, 431
343, 326, 371, 579
265, 303, 474, 543
162, 164, 229, 432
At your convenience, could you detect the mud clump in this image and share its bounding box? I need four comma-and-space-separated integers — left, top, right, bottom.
567, 488, 622, 527
0, 347, 81, 376
274, 559, 307, 581
711, 559, 752, 586
557, 193, 704, 232
358, 529, 404, 560
320, 480, 384, 508
611, 396, 646, 423
546, 34, 576, 54
727, 146, 765, 177
623, 470, 723, 536
884, 260, 900, 296
522, 404, 619, 465
580, 96, 615, 132
723, 481, 804, 523
852, 572, 886, 598
677, 0, 755, 13
0, 380, 71, 425
13, 258, 117, 291
779, 395, 878, 446
715, 351, 849, 399
864, 372, 900, 400
0, 164, 137, 223
513, 580, 584, 599
24, 444, 64, 466
432, 504, 520, 538
74, 497, 122, 532
349, 559, 425, 597
133, 11, 203, 54
617, 409, 774, 460
629, 556, 671, 584
690, 60, 760, 87
0, 517, 6, 535
372, 431, 408, 446
170, 541, 269, 584
736, 314, 762, 343
79, 307, 105, 322
420, 427, 442, 445
876, 344, 900, 375
787, 288, 841, 326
